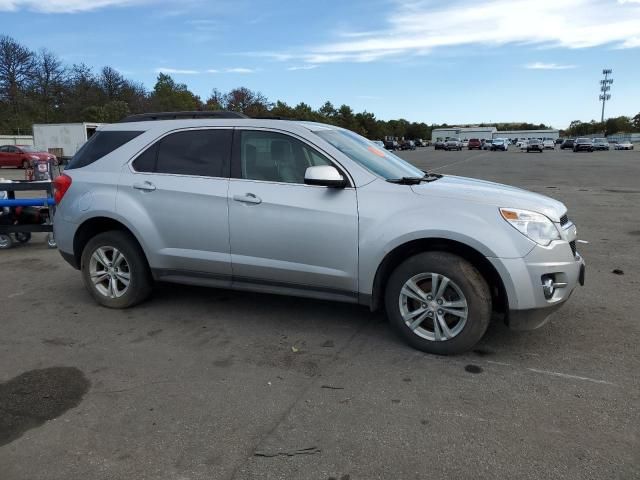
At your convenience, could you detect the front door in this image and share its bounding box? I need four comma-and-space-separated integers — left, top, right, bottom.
228, 129, 359, 300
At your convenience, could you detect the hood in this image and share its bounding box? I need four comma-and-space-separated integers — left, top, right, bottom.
411, 175, 566, 221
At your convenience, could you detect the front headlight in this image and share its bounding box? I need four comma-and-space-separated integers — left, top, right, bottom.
500, 208, 560, 246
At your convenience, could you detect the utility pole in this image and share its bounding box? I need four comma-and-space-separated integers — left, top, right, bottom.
600, 69, 613, 124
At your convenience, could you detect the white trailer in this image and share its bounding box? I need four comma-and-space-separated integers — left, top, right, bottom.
32, 123, 104, 163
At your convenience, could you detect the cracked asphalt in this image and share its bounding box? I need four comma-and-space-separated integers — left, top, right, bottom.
1, 147, 639, 479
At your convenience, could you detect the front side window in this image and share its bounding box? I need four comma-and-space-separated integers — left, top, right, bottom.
313, 127, 423, 180
133, 129, 232, 177
237, 130, 331, 184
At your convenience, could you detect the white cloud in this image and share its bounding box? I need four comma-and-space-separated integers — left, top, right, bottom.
206, 68, 256, 74
524, 62, 577, 70
224, 67, 254, 73
258, 0, 640, 64
154, 67, 199, 74
0, 0, 144, 13
286, 65, 319, 71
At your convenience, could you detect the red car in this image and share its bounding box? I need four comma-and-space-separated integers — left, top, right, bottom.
0, 145, 57, 169
468, 138, 482, 150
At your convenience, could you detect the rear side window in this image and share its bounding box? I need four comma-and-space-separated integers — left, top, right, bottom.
66, 131, 143, 169
132, 129, 232, 177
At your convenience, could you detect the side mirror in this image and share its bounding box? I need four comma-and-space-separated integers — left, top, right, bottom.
304, 165, 347, 188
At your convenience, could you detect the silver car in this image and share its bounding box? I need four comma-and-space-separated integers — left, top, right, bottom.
444, 138, 462, 151
53, 112, 585, 355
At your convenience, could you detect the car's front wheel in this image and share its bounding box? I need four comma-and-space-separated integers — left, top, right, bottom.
385, 252, 491, 355
81, 230, 152, 308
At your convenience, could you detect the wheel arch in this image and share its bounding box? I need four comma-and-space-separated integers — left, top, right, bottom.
73, 216, 147, 269
369, 238, 508, 314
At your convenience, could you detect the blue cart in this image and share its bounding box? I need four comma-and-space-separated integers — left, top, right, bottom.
0, 180, 56, 249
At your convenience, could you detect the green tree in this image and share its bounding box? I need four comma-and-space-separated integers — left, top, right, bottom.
149, 73, 201, 112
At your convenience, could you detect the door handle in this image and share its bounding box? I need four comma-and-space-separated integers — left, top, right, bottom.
133, 181, 156, 192
233, 193, 262, 204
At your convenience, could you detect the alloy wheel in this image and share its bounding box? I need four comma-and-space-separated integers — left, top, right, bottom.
398, 272, 469, 341
89, 246, 131, 298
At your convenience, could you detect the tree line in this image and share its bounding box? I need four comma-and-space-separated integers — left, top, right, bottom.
1, 35, 638, 140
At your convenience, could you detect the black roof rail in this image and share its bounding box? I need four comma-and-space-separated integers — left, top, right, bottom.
119, 111, 248, 122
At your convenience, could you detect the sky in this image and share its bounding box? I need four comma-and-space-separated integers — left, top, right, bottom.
1, 0, 639, 129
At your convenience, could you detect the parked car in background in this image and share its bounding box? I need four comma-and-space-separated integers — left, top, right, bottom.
384, 140, 400, 151
482, 139, 493, 150
414, 139, 426, 147
526, 139, 543, 153
401, 140, 416, 151
445, 138, 462, 151
573, 138, 593, 152
592, 138, 609, 151
53, 112, 585, 355
555, 138, 564, 145
468, 138, 481, 150
543, 139, 555, 150
0, 144, 58, 168
614, 141, 634, 150
434, 140, 445, 150
461, 140, 469, 148
490, 138, 508, 151
516, 139, 528, 149
372, 140, 385, 148
560, 139, 575, 150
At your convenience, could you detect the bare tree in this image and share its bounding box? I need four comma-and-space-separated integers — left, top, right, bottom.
99, 66, 125, 100
34, 48, 66, 121
0, 35, 36, 112
223, 87, 271, 116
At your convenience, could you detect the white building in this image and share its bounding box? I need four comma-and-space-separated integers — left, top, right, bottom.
431, 127, 496, 141
0, 134, 34, 146
431, 127, 559, 142
497, 130, 559, 141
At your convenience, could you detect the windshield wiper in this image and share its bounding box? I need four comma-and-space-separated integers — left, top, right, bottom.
386, 171, 443, 185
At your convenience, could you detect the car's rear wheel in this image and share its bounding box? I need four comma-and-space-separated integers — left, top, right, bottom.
0, 234, 13, 249
385, 252, 491, 355
81, 230, 152, 308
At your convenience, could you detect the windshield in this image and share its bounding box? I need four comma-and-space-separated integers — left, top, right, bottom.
314, 128, 424, 180
19, 146, 38, 153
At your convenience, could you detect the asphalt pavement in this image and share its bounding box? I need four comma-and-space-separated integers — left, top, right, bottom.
1, 147, 638, 479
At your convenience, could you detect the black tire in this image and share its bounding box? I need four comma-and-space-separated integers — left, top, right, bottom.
384, 252, 492, 355
15, 232, 31, 243
81, 230, 152, 308
0, 234, 13, 249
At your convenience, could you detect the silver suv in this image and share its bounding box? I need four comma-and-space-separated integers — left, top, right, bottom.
53, 112, 585, 355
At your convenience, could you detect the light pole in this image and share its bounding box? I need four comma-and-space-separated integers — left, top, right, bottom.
600, 69, 613, 124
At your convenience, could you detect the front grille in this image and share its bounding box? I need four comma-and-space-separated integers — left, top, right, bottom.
560, 214, 569, 226
570, 240, 577, 257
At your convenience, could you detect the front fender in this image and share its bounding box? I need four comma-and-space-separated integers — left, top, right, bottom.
357, 181, 535, 295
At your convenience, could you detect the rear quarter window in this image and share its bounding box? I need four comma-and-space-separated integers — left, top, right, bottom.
66, 131, 143, 169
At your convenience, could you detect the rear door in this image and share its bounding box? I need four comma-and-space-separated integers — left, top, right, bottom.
0, 146, 9, 166
118, 128, 233, 282
0, 146, 20, 167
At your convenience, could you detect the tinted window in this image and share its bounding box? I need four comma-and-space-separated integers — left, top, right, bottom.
154, 129, 231, 177
132, 142, 158, 173
67, 131, 142, 169
237, 130, 331, 184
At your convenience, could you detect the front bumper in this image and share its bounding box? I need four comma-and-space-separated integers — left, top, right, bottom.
489, 229, 585, 331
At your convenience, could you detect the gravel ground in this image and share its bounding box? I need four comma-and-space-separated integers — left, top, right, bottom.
1, 147, 638, 480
